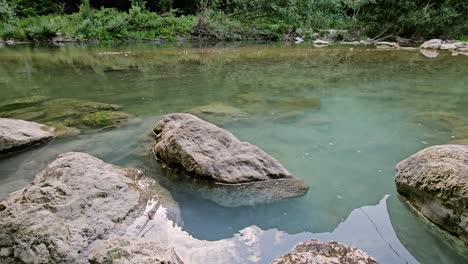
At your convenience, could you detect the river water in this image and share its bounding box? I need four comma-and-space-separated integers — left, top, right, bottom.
0, 43, 467, 263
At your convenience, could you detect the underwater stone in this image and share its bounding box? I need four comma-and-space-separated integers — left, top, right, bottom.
0, 97, 135, 136
189, 103, 246, 118
271, 239, 378, 264
395, 145, 468, 244
152, 113, 308, 192
0, 118, 54, 153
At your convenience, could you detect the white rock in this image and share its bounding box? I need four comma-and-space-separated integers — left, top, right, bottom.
294, 37, 304, 44
313, 39, 329, 45
440, 43, 457, 50
0, 118, 54, 153
376, 41, 400, 48
420, 39, 442, 49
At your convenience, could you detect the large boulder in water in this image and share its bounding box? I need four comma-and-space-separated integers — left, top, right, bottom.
152, 113, 308, 197
395, 145, 468, 243
0, 152, 181, 264
0, 118, 55, 154
271, 239, 378, 264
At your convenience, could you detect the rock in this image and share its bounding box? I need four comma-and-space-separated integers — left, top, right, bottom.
419, 49, 440, 58
0, 97, 135, 135
420, 39, 442, 49
456, 47, 468, 52
0, 118, 54, 153
88, 237, 182, 264
395, 145, 468, 243
340, 41, 360, 45
271, 239, 378, 264
237, 92, 261, 104
152, 113, 308, 188
416, 111, 467, 131
268, 97, 321, 113
452, 125, 468, 138
294, 37, 304, 44
0, 96, 50, 112
441, 43, 457, 50
450, 139, 468, 145
376, 42, 400, 48
188, 103, 247, 125
0, 152, 180, 264
313, 39, 329, 46
189, 103, 245, 118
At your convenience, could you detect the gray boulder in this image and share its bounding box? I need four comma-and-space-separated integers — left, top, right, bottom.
152, 113, 308, 199
0, 152, 180, 264
420, 39, 442, 49
271, 239, 378, 264
395, 145, 468, 244
0, 118, 54, 153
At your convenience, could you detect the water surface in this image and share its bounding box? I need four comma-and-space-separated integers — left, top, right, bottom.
0, 43, 467, 263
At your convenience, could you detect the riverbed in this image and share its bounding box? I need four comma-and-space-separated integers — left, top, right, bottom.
0, 43, 467, 263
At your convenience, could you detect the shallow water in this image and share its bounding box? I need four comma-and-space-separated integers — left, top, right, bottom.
0, 43, 467, 263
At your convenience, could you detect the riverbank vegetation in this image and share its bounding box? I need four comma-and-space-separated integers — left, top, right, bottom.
1, 0, 467, 42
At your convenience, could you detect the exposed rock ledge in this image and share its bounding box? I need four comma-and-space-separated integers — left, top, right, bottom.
152, 113, 309, 201
0, 118, 55, 154
271, 240, 378, 264
395, 144, 468, 244
0, 152, 181, 264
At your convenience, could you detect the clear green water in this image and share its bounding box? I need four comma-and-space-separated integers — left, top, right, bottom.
0, 43, 467, 263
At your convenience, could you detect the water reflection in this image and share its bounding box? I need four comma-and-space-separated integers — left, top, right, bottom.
128, 196, 418, 264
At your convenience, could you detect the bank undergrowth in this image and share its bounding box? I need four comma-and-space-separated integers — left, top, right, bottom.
1, 0, 467, 43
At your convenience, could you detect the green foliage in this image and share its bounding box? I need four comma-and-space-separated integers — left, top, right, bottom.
357, 0, 468, 39
8, 0, 65, 17
0, 0, 467, 41
0, 0, 18, 24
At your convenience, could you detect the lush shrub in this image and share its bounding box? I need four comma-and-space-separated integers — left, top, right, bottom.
357, 0, 468, 39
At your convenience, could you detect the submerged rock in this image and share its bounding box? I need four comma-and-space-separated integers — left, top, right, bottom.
416, 111, 467, 131
0, 97, 135, 137
152, 113, 308, 199
0, 118, 54, 153
188, 103, 247, 124
395, 145, 468, 244
420, 39, 442, 49
0, 152, 180, 264
271, 239, 378, 264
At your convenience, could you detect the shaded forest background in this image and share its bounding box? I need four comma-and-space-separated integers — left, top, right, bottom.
1, 0, 467, 42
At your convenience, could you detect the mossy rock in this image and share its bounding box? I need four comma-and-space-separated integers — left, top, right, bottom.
268, 97, 321, 111
190, 103, 246, 117
451, 126, 468, 138
81, 111, 135, 128
0, 97, 135, 135
0, 96, 51, 112
237, 92, 261, 104
450, 139, 468, 145
416, 111, 467, 131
